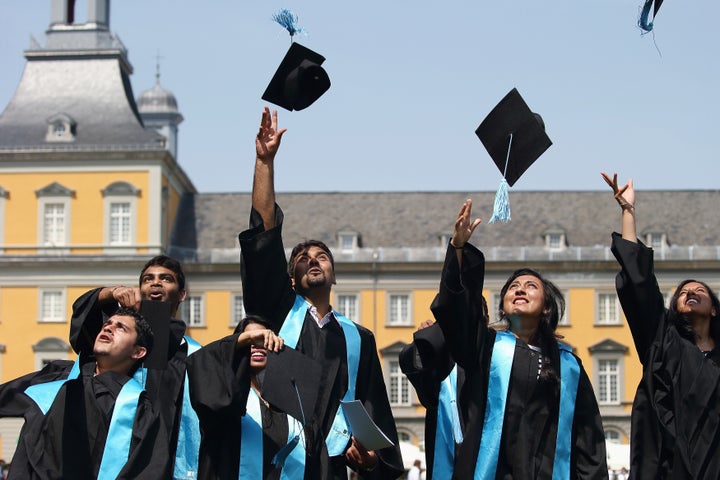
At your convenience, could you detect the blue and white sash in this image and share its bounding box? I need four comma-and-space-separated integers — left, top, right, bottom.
25, 357, 144, 480
280, 294, 360, 456
473, 333, 581, 480
174, 336, 203, 480
433, 365, 463, 480
239, 389, 306, 480
552, 343, 580, 480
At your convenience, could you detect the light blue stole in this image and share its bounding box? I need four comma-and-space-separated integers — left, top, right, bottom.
174, 336, 203, 480
239, 389, 306, 479
473, 333, 581, 480
433, 365, 463, 480
24, 357, 144, 480
132, 335, 202, 480
280, 294, 361, 456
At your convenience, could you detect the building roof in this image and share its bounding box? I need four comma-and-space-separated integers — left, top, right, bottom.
168, 190, 720, 264
0, 22, 163, 151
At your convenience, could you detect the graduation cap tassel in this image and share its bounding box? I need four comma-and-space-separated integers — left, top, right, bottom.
272, 8, 303, 39
488, 133, 513, 224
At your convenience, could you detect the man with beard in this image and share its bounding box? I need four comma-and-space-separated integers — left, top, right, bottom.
0, 308, 170, 479
238, 107, 403, 479
69, 255, 201, 480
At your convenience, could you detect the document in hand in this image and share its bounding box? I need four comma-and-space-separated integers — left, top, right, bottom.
340, 400, 395, 451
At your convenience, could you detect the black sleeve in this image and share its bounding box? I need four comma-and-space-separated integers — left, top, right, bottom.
186, 333, 252, 422
431, 242, 488, 371
355, 329, 405, 480
238, 205, 296, 332
399, 325, 454, 409
571, 364, 608, 479
119, 392, 172, 480
610, 233, 666, 364
0, 361, 73, 418
69, 288, 117, 354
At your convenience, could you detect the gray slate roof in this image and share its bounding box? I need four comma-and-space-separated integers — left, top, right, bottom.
168, 190, 720, 263
0, 33, 163, 150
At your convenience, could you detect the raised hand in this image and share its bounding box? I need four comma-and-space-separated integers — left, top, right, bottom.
237, 328, 284, 352
601, 172, 635, 210
451, 199, 482, 248
255, 106, 287, 163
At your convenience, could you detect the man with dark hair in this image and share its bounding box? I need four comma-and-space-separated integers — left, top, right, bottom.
70, 255, 201, 479
239, 108, 403, 479
0, 309, 170, 479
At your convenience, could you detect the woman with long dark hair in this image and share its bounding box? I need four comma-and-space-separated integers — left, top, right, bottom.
431, 199, 607, 479
603, 172, 720, 479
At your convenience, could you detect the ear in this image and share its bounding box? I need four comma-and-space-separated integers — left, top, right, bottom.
179, 289, 187, 303
290, 275, 296, 288
132, 346, 148, 361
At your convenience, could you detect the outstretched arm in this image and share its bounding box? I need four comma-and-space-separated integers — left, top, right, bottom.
601, 172, 636, 242
253, 107, 287, 231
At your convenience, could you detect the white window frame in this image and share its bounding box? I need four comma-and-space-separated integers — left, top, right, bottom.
0, 186, 7, 254
337, 231, 359, 253
545, 232, 566, 251
594, 356, 622, 405
595, 292, 621, 325
605, 428, 622, 444
102, 182, 140, 253
646, 232, 667, 250
388, 359, 411, 406
32, 337, 70, 370
182, 294, 205, 328
335, 293, 359, 324
36, 182, 73, 254
387, 293, 412, 327
231, 294, 245, 328
38, 288, 66, 323
557, 289, 570, 326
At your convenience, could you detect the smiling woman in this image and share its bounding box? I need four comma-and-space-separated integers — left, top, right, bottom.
604, 172, 720, 479
429, 199, 607, 478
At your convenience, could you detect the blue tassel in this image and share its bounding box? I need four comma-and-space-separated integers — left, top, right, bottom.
638, 0, 655, 32
488, 179, 511, 224
272, 434, 300, 468
272, 9, 303, 38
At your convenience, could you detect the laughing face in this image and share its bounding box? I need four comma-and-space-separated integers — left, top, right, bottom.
244, 322, 269, 373
675, 281, 717, 318
139, 265, 186, 313
502, 274, 548, 324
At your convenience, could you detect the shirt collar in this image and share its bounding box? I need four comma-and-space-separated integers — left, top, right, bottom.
306, 300, 335, 328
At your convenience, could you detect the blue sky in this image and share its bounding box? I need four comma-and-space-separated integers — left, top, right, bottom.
1, 1, 718, 193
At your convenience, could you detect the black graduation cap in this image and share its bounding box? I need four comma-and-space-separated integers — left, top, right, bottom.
262, 346, 322, 424
475, 88, 552, 188
139, 300, 172, 369
262, 42, 331, 111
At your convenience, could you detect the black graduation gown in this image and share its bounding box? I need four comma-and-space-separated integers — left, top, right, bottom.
238, 205, 404, 480
186, 333, 312, 480
70, 288, 190, 462
431, 243, 607, 479
399, 323, 464, 480
611, 233, 720, 479
0, 357, 170, 479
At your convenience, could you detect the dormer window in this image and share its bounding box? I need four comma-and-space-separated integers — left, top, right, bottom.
645, 231, 667, 249
338, 230, 360, 253
543, 228, 566, 251
46, 113, 76, 142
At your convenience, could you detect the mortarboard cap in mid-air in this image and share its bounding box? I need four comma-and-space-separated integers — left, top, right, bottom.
475, 88, 552, 223
639, 0, 664, 32
262, 42, 331, 112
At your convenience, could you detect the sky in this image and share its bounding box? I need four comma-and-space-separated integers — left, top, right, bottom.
1, 1, 718, 194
